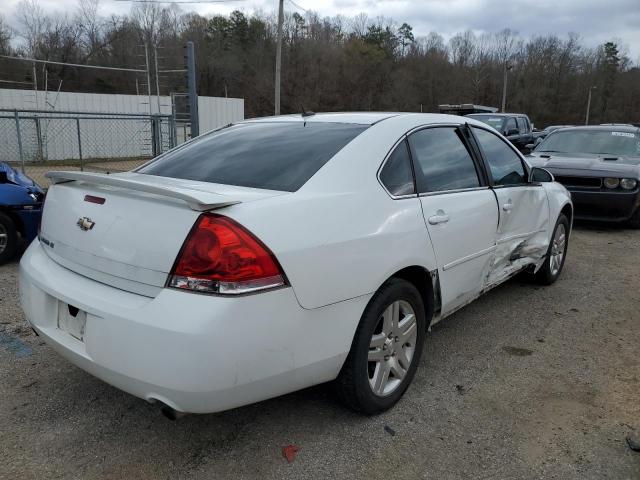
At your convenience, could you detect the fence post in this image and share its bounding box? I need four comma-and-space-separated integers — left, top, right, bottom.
150, 116, 158, 157
169, 115, 176, 149
14, 111, 25, 173
186, 41, 199, 138
34, 117, 44, 162
76, 118, 83, 172
158, 116, 164, 153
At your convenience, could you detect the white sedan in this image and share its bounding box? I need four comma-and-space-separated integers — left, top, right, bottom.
19, 113, 572, 416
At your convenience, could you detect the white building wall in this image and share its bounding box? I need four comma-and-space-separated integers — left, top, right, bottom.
0, 89, 244, 162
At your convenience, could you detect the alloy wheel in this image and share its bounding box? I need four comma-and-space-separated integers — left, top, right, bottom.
367, 300, 418, 397
0, 222, 7, 254
550, 223, 566, 276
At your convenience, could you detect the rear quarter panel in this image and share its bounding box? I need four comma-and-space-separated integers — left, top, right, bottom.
224, 115, 441, 310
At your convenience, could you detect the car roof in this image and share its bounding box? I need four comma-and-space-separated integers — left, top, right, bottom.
551, 125, 640, 134
467, 113, 528, 118
242, 112, 472, 126
243, 112, 401, 125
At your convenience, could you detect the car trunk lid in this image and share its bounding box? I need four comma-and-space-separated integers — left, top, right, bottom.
39, 171, 285, 297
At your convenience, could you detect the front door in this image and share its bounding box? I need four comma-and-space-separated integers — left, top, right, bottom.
408, 126, 499, 316
471, 126, 550, 285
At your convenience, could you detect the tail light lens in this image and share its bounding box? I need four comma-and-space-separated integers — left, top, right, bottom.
168, 213, 287, 295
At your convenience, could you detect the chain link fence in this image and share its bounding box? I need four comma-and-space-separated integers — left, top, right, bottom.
0, 109, 190, 187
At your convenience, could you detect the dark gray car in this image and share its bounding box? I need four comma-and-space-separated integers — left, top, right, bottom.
527, 125, 640, 227
466, 113, 535, 151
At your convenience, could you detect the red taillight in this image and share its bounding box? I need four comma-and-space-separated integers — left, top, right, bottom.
168, 214, 286, 294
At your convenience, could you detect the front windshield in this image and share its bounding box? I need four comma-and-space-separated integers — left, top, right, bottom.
467, 115, 504, 130
537, 129, 640, 157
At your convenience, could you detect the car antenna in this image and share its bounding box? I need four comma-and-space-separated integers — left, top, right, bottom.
301, 106, 315, 118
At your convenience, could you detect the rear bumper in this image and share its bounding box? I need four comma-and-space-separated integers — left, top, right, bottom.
19, 240, 369, 413
566, 188, 640, 223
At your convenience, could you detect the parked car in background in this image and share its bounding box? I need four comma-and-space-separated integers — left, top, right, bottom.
20, 113, 572, 417
0, 163, 45, 264
528, 125, 640, 227
533, 125, 574, 144
466, 113, 535, 151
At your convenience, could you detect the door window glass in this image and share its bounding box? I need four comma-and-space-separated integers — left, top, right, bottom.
379, 140, 415, 196
473, 127, 527, 186
505, 117, 517, 135
409, 128, 480, 193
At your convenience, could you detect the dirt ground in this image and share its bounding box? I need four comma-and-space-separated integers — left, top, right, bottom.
0, 224, 639, 479
13, 159, 149, 187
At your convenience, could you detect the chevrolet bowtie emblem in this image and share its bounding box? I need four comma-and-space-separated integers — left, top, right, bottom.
77, 217, 95, 231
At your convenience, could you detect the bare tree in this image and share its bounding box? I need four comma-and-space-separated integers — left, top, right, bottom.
17, 0, 49, 56
132, 1, 162, 46
0, 15, 13, 55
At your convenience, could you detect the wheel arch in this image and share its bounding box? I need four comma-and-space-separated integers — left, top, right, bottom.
385, 265, 437, 330
560, 202, 573, 230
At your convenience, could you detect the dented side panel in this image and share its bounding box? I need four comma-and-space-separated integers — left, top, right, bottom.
486, 185, 550, 287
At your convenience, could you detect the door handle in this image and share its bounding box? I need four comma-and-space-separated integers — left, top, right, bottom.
502, 201, 513, 212
428, 210, 450, 225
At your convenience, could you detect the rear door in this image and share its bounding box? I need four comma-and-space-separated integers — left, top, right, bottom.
471, 126, 550, 285
408, 125, 498, 315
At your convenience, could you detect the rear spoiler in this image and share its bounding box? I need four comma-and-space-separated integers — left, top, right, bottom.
45, 171, 241, 211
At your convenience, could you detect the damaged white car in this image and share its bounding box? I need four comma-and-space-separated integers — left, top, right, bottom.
19, 113, 572, 416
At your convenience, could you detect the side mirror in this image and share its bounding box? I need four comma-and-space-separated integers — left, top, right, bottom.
525, 143, 535, 150
505, 128, 519, 136
529, 167, 554, 183
0, 171, 8, 184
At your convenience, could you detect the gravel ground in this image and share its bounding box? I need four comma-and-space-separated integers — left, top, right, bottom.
1, 224, 639, 479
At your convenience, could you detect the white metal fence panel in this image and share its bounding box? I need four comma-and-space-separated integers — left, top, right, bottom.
198, 96, 245, 133
0, 88, 245, 131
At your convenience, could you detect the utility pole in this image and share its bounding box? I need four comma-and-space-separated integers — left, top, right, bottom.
585, 86, 597, 125
501, 62, 512, 113
154, 45, 162, 114
144, 42, 153, 115
274, 0, 284, 115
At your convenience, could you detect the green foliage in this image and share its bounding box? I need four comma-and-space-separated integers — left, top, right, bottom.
5, 5, 639, 125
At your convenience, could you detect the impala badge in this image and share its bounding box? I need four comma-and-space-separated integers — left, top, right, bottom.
77, 217, 95, 231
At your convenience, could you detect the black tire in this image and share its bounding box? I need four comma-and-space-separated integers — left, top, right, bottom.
0, 212, 18, 264
335, 278, 427, 414
535, 214, 569, 285
627, 209, 640, 229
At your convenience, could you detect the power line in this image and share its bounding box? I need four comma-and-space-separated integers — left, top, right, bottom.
287, 0, 308, 13
113, 0, 244, 3
0, 55, 146, 73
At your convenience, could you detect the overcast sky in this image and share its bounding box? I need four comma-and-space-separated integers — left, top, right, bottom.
5, 0, 640, 60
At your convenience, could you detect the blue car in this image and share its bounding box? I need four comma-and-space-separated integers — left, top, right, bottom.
0, 163, 45, 264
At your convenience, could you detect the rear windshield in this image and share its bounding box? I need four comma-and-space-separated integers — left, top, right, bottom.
138, 122, 368, 192
536, 129, 640, 158
467, 115, 505, 130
